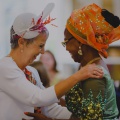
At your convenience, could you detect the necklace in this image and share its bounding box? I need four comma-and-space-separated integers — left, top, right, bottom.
87, 57, 101, 65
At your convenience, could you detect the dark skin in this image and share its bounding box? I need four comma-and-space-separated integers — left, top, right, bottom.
23, 29, 104, 120
64, 28, 108, 73
64, 29, 109, 71
23, 29, 103, 120
64, 29, 101, 66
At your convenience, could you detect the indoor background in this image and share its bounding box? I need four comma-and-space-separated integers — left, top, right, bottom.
0, 0, 120, 79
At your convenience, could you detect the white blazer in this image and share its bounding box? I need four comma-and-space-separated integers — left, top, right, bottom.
0, 57, 71, 120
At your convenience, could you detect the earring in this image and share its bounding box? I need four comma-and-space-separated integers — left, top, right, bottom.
21, 49, 23, 53
78, 46, 82, 55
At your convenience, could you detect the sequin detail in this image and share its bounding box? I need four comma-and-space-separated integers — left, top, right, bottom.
65, 83, 107, 120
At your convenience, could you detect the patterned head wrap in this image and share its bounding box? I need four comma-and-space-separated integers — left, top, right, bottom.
66, 3, 120, 58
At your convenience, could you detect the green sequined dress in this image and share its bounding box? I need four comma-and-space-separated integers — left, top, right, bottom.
65, 66, 118, 120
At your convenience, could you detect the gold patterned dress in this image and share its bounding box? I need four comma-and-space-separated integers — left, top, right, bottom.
65, 66, 118, 120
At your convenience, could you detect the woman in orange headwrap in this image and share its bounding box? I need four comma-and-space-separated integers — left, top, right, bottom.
23, 3, 120, 120
63, 3, 120, 120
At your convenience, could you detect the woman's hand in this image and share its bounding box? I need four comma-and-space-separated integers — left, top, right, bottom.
73, 63, 103, 81
23, 112, 52, 120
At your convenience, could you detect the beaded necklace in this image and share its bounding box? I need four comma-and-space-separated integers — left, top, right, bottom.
86, 57, 101, 65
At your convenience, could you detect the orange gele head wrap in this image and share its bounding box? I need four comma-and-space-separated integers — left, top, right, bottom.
66, 3, 120, 58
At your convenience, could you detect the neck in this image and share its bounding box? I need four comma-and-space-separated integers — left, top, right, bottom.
8, 49, 26, 70
81, 57, 101, 66
80, 47, 101, 66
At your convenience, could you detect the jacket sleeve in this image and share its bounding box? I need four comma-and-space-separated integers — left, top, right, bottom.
27, 66, 72, 119
41, 103, 72, 119
0, 66, 59, 107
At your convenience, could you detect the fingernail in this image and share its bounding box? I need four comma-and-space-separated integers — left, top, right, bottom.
24, 112, 29, 115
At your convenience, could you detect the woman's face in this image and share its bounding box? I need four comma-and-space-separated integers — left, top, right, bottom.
21, 32, 48, 65
40, 52, 55, 71
64, 29, 83, 63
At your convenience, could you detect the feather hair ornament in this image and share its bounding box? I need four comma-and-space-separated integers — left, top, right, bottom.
12, 3, 56, 39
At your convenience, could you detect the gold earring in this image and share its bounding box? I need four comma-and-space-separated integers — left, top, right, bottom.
21, 49, 23, 53
78, 46, 82, 55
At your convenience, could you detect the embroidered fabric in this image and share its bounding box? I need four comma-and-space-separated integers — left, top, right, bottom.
24, 68, 41, 113
65, 83, 106, 120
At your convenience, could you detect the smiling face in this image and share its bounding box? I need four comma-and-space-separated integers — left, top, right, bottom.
19, 31, 48, 65
64, 29, 83, 63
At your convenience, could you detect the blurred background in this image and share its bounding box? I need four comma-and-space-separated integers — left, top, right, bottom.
0, 0, 120, 80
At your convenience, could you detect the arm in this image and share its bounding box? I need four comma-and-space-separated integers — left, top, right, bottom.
55, 64, 103, 99
28, 66, 71, 119
0, 63, 103, 107
41, 103, 71, 119
0, 66, 58, 107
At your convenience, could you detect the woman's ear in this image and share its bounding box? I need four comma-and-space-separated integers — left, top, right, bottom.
18, 38, 25, 48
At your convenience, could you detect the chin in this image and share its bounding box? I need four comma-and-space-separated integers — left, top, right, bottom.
72, 57, 80, 63
72, 57, 77, 62
74, 59, 79, 63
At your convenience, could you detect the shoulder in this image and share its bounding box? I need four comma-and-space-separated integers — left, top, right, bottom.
0, 57, 23, 75
0, 57, 14, 68
82, 77, 106, 89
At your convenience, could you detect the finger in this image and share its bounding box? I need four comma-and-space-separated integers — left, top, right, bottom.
91, 71, 103, 78
91, 74, 102, 79
24, 112, 36, 117
87, 64, 102, 73
94, 71, 103, 77
95, 67, 103, 73
94, 68, 104, 76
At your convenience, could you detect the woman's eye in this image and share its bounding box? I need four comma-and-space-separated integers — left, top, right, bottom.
39, 45, 44, 48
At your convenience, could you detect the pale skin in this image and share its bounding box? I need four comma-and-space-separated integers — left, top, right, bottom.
9, 31, 103, 100
18, 31, 103, 120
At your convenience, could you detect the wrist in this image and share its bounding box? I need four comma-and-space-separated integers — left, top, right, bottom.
71, 71, 82, 83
